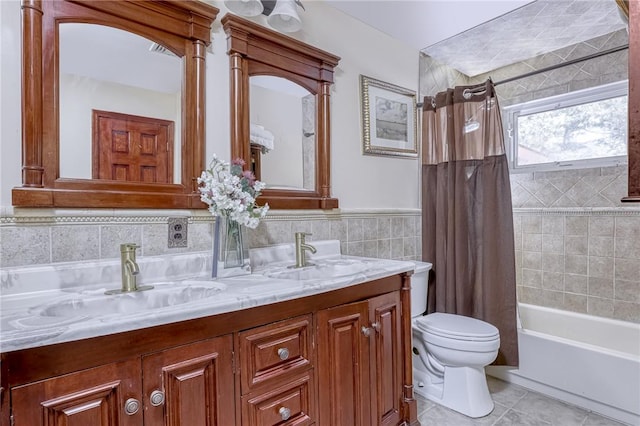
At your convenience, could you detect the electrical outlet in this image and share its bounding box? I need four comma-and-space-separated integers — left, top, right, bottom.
168, 217, 188, 248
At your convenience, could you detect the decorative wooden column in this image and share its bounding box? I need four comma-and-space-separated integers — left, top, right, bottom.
318, 81, 332, 200
21, 0, 44, 188
229, 52, 249, 163
186, 39, 207, 195
401, 271, 419, 425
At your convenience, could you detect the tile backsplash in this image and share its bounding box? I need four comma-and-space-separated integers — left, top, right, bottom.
0, 209, 421, 269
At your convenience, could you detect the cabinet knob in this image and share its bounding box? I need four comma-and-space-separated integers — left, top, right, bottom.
277, 347, 290, 360
371, 322, 381, 332
279, 406, 292, 421
150, 390, 165, 407
361, 326, 372, 337
124, 398, 140, 415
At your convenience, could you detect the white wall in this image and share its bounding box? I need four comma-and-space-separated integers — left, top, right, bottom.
0, 0, 421, 210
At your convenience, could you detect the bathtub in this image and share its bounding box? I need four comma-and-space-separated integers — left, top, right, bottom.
486, 303, 640, 426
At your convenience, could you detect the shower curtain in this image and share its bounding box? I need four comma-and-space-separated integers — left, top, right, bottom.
421, 80, 518, 366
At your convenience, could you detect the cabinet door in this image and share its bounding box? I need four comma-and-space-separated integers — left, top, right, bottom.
142, 335, 235, 426
11, 358, 142, 426
370, 292, 403, 426
317, 300, 370, 426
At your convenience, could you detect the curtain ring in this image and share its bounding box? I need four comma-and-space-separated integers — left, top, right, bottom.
430, 97, 436, 108
463, 88, 473, 100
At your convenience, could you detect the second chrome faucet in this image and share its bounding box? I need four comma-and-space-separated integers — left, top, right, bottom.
294, 232, 316, 268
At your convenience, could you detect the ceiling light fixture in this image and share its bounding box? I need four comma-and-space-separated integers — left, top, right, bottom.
224, 0, 305, 33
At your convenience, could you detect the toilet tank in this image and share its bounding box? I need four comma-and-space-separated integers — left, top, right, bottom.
410, 261, 432, 318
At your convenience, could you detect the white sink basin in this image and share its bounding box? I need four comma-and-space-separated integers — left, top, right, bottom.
33, 282, 227, 318
264, 258, 370, 281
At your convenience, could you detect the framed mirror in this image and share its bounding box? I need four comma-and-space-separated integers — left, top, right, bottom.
58, 23, 183, 183
13, 0, 218, 208
249, 75, 315, 190
223, 14, 340, 210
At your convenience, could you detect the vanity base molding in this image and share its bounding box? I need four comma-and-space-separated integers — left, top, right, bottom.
1, 274, 418, 426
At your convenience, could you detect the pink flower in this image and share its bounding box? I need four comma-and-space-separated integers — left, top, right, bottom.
242, 170, 256, 185
231, 158, 246, 167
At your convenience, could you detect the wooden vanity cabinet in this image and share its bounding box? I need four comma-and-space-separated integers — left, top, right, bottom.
317, 291, 403, 426
238, 315, 315, 425
8, 335, 235, 426
141, 336, 235, 426
11, 358, 143, 425
1, 273, 418, 426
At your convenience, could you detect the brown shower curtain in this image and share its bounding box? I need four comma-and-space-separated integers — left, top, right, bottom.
421, 80, 518, 366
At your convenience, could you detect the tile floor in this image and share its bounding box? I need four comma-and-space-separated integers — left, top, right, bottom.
415, 376, 629, 426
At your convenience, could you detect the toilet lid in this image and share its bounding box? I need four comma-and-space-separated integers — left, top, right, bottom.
415, 312, 499, 341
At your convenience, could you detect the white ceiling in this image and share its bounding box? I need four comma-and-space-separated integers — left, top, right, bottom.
324, 0, 534, 51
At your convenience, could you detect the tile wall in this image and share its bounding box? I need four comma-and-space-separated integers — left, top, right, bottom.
512, 166, 640, 323
420, 29, 628, 107
468, 29, 629, 107
0, 209, 422, 269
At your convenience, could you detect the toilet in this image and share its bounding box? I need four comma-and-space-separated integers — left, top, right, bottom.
410, 261, 500, 418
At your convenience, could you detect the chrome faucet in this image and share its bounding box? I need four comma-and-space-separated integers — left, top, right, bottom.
294, 232, 316, 268
105, 243, 153, 294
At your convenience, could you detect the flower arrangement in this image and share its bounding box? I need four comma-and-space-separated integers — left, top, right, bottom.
198, 155, 269, 229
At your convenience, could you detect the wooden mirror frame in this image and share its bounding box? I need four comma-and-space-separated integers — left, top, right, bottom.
222, 15, 341, 210
13, 0, 218, 208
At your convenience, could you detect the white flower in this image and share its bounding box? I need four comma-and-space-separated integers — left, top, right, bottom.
197, 155, 269, 229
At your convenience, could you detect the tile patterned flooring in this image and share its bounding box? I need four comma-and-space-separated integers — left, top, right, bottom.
415, 376, 628, 426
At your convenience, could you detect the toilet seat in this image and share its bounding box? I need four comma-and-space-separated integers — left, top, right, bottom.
415, 312, 499, 342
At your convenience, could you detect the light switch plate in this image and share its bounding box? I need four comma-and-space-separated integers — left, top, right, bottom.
168, 217, 188, 248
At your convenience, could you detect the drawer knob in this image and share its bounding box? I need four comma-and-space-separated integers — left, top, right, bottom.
150, 390, 165, 406
277, 347, 290, 360
124, 398, 140, 415
279, 406, 292, 421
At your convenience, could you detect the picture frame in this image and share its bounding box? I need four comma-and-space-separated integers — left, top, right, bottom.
360, 75, 417, 158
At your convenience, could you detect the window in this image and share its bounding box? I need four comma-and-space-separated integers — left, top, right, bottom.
504, 81, 628, 172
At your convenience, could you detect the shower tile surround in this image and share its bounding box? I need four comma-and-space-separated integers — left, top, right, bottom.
0, 209, 421, 270
512, 167, 640, 324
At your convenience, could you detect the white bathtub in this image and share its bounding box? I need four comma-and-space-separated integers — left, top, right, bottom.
487, 303, 640, 426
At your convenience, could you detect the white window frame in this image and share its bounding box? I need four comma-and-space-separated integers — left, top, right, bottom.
504, 80, 628, 173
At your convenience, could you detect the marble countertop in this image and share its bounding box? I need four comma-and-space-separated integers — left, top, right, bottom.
1, 240, 415, 353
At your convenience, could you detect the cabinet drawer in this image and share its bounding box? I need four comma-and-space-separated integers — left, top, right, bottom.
242, 371, 315, 426
239, 314, 312, 393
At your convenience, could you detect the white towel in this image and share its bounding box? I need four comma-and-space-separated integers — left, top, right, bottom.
250, 123, 275, 151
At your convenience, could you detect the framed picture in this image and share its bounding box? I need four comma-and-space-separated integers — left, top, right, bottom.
360, 75, 417, 158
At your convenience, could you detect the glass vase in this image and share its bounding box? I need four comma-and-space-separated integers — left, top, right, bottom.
212, 215, 250, 278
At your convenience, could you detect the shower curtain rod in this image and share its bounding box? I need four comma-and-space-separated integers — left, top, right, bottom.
418, 43, 629, 107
